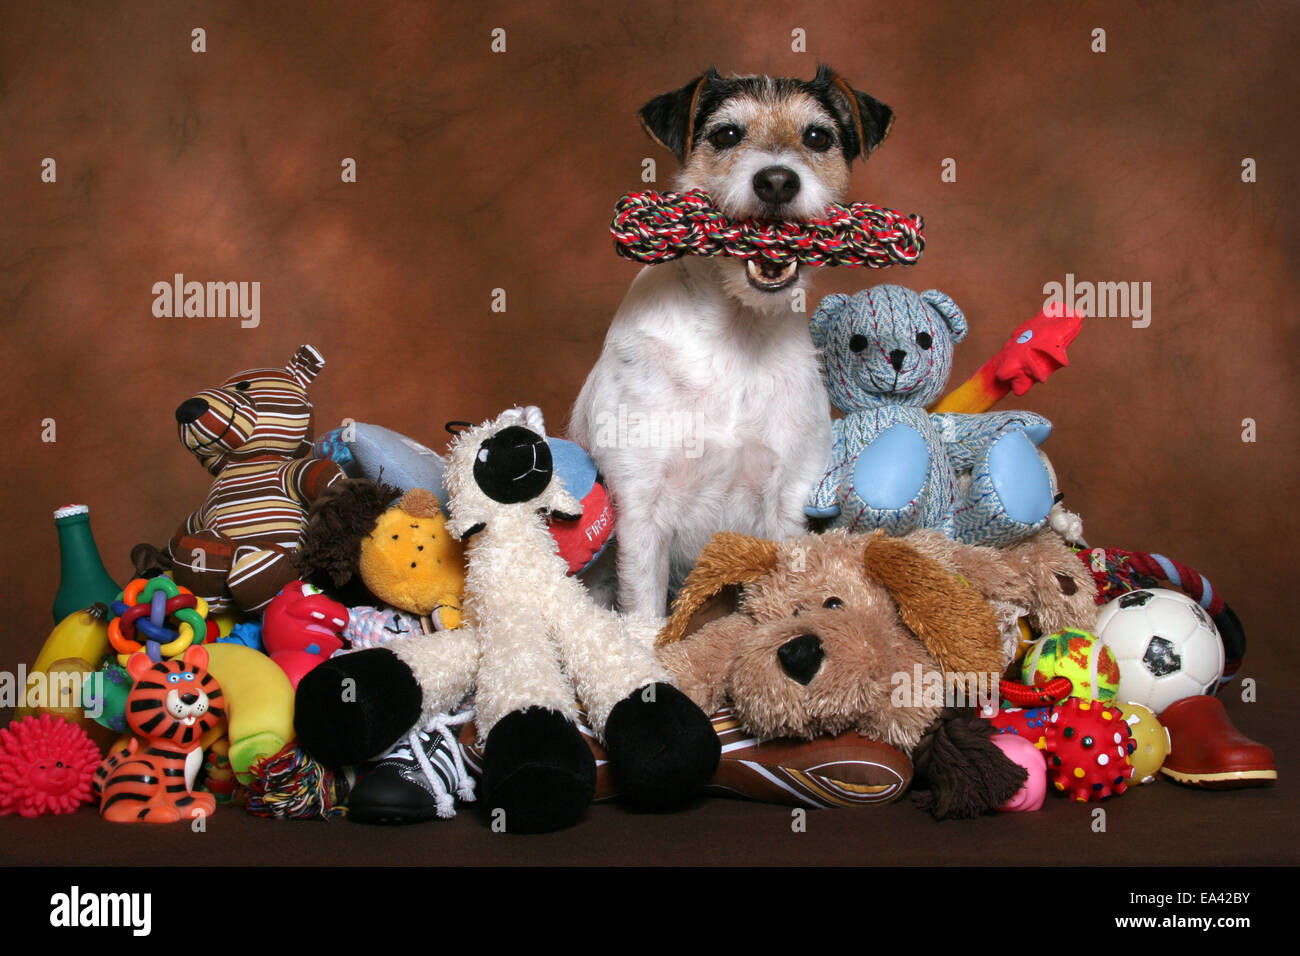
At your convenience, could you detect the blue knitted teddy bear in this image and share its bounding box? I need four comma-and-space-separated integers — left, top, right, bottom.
805, 284, 1055, 546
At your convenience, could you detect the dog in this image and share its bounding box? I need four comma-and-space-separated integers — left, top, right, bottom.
569, 65, 895, 617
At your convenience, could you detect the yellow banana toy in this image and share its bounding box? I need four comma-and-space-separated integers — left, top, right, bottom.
16, 606, 113, 747
28, 604, 111, 680
202, 643, 296, 784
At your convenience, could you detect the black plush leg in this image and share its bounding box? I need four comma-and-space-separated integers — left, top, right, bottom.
295, 648, 424, 767
480, 708, 596, 833
604, 682, 720, 810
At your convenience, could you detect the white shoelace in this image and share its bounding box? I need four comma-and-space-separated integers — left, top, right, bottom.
394, 709, 477, 818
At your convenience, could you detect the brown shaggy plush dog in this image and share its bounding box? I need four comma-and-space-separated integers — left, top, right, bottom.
655, 528, 1097, 817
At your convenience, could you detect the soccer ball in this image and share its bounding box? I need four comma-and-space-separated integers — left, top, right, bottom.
1095, 588, 1225, 715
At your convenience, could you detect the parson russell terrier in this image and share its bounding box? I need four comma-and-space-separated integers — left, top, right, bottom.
569, 65, 895, 617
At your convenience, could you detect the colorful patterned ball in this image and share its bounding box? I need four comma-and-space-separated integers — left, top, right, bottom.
1021, 628, 1120, 702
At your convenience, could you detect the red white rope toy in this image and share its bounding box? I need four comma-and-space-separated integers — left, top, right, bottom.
611, 189, 926, 269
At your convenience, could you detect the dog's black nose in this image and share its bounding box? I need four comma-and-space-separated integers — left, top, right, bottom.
175, 397, 210, 424
778, 634, 824, 685
889, 349, 907, 371
752, 166, 801, 206
473, 425, 553, 504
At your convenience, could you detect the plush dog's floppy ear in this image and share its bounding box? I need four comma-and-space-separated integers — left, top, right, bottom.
657, 532, 779, 647
862, 531, 1004, 676
815, 64, 894, 159
639, 68, 718, 162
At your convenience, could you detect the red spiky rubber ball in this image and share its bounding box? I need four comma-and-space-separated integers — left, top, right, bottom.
1042, 698, 1134, 802
0, 714, 102, 817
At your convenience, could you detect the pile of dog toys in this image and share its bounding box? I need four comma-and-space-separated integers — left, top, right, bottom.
0, 191, 1275, 832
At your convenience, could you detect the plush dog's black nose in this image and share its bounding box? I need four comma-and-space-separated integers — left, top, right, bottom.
778, 634, 824, 685
889, 349, 907, 371
753, 165, 801, 206
175, 397, 209, 424
473, 425, 553, 504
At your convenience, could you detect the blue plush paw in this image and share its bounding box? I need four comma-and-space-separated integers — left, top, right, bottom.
853, 424, 930, 511
988, 430, 1053, 524
805, 503, 842, 519
1023, 420, 1052, 446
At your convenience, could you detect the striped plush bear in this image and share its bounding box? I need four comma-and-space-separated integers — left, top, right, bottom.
168, 345, 344, 613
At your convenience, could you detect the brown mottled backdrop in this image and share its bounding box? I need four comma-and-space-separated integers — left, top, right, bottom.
1, 0, 1297, 869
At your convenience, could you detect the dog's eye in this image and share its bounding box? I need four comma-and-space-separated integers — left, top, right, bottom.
802, 127, 833, 152
849, 334, 869, 353
822, 596, 844, 609
708, 125, 744, 150
915, 332, 932, 350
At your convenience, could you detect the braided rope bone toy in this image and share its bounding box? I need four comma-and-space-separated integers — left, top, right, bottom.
611, 189, 926, 269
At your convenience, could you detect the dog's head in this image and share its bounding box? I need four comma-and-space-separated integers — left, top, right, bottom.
640, 65, 893, 308
658, 530, 1007, 750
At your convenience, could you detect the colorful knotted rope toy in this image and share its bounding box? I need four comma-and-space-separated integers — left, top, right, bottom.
108, 576, 211, 665
611, 189, 925, 268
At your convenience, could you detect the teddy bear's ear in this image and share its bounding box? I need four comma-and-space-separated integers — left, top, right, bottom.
809, 292, 850, 350
657, 532, 780, 647
287, 344, 326, 387
861, 531, 1004, 676
920, 290, 967, 343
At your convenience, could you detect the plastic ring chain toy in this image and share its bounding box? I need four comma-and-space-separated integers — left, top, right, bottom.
108, 576, 209, 665
611, 189, 926, 269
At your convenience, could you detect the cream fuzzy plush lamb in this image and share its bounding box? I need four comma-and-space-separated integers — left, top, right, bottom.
295, 407, 720, 832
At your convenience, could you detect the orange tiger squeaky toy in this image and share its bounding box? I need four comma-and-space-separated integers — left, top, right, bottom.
93, 645, 226, 823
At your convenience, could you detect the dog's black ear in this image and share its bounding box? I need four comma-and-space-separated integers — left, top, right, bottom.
639, 68, 718, 162
814, 64, 894, 160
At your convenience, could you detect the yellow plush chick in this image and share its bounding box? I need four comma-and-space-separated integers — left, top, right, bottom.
358, 488, 465, 629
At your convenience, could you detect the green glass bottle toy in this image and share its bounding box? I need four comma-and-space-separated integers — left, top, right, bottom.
51, 504, 120, 623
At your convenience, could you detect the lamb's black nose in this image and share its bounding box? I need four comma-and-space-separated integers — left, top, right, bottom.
473, 425, 553, 504
889, 349, 907, 371
778, 634, 824, 685
175, 397, 209, 424
752, 165, 801, 206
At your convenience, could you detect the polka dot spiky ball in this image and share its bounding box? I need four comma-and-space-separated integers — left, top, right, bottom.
1021, 628, 1120, 702
1043, 698, 1134, 802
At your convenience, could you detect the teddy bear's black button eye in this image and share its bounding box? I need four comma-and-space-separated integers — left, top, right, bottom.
916, 332, 932, 350
234, 380, 251, 391
849, 334, 869, 353
822, 596, 844, 609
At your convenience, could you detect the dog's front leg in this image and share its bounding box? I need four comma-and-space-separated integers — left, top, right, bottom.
613, 498, 672, 618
